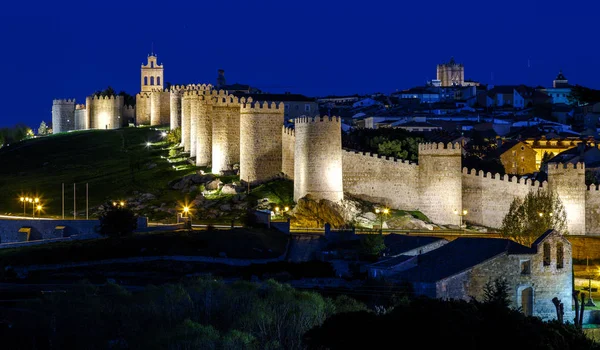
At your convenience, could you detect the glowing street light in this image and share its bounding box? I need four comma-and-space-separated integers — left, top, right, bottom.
454, 208, 468, 229
160, 131, 167, 138
375, 207, 390, 234
19, 197, 26, 215
146, 142, 152, 147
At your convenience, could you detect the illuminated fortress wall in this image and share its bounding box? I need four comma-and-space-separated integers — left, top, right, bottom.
461, 169, 541, 230
294, 116, 343, 203
135, 92, 151, 125
342, 150, 418, 210
211, 92, 240, 174
548, 162, 586, 235
239, 98, 284, 184
51, 99, 76, 134
282, 125, 295, 179
74, 104, 87, 130
86, 95, 124, 130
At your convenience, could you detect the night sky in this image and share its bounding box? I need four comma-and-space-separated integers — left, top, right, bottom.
0, 0, 598, 128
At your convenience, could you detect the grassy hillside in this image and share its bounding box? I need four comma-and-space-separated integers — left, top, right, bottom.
0, 126, 197, 218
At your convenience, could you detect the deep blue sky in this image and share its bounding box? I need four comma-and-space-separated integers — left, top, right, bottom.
1, 0, 599, 129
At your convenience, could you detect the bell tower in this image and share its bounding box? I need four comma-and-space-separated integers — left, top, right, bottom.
141, 53, 164, 92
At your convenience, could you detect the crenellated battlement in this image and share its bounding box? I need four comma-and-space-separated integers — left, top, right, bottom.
124, 105, 135, 110
343, 148, 416, 166
295, 115, 341, 124
88, 94, 124, 102
240, 99, 283, 112
418, 142, 462, 154
547, 161, 585, 171
53, 99, 76, 104
75, 104, 86, 110
461, 167, 546, 188
283, 125, 295, 137
212, 93, 240, 107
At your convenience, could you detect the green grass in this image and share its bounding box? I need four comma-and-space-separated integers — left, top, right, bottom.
0, 126, 198, 219
248, 179, 294, 206
0, 228, 288, 267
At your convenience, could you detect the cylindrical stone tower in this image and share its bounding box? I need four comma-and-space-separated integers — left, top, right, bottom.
51, 99, 76, 134
548, 161, 586, 235
189, 93, 199, 158
74, 104, 87, 130
181, 91, 192, 151
240, 98, 284, 184
293, 115, 343, 203
169, 88, 182, 130
150, 91, 161, 126
211, 91, 240, 174
195, 94, 213, 167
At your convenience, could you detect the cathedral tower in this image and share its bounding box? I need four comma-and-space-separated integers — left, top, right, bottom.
141, 54, 164, 92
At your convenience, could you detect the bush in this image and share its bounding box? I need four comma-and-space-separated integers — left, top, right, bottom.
99, 203, 137, 238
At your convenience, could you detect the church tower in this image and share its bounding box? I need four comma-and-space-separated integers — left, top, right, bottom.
141, 54, 164, 92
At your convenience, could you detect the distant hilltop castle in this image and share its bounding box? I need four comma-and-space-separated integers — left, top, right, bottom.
52, 54, 600, 236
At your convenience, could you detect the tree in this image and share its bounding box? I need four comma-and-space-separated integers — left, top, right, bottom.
38, 121, 49, 136
499, 189, 568, 246
99, 202, 137, 237
568, 84, 600, 106
360, 233, 385, 258
482, 278, 510, 308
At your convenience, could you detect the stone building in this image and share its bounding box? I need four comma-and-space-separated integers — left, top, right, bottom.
497, 140, 537, 175
380, 229, 573, 321
436, 57, 464, 87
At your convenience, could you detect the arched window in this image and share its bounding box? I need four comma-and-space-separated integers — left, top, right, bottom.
543, 242, 551, 266
151, 61, 154, 68
157, 76, 161, 86
557, 242, 564, 269
150, 76, 155, 86
144, 76, 148, 85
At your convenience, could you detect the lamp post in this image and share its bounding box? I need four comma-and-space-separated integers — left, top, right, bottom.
36, 204, 42, 219
182, 206, 191, 230
20, 197, 26, 216
454, 209, 468, 230
586, 257, 597, 307
375, 208, 389, 234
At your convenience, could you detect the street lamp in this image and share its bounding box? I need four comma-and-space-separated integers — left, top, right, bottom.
182, 206, 191, 229
375, 207, 389, 234
585, 258, 597, 307
20, 197, 26, 215
454, 209, 468, 229
36, 204, 42, 218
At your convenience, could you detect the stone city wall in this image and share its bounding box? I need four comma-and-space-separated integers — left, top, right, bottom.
548, 162, 586, 235
51, 99, 76, 134
211, 92, 240, 174
461, 169, 542, 229
342, 150, 418, 210
194, 94, 213, 167
282, 125, 295, 179
240, 99, 284, 184
417, 142, 462, 226
586, 187, 600, 235
86, 95, 124, 130
294, 116, 343, 203
135, 92, 151, 125
74, 104, 87, 130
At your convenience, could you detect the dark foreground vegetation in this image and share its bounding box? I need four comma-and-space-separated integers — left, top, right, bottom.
0, 277, 597, 350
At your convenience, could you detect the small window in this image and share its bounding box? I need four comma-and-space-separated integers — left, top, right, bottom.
543, 242, 551, 266
285, 104, 289, 110
157, 76, 161, 86
305, 104, 311, 112
144, 76, 148, 85
521, 260, 531, 274
557, 242, 564, 269
151, 61, 154, 68
150, 76, 155, 86
521, 146, 525, 151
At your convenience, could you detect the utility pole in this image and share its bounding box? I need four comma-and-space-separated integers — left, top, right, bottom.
62, 183, 64, 219
86, 183, 89, 220
73, 183, 76, 220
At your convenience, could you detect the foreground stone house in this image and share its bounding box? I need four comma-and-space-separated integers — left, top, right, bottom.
370, 230, 573, 321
